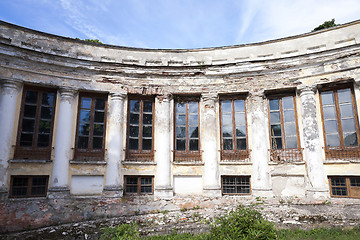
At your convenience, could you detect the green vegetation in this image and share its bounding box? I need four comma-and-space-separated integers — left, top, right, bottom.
312, 19, 337, 32
100, 206, 360, 239
75, 38, 102, 44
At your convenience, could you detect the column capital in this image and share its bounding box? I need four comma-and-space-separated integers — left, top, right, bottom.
354, 79, 360, 87
297, 84, 318, 96
248, 90, 266, 100
59, 88, 77, 103
156, 93, 172, 103
110, 91, 127, 100
202, 93, 218, 108
0, 79, 23, 92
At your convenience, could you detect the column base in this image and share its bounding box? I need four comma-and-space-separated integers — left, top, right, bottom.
306, 188, 330, 200
48, 187, 71, 199
203, 187, 222, 197
0, 188, 8, 201
154, 187, 174, 199
252, 188, 274, 198
103, 186, 123, 198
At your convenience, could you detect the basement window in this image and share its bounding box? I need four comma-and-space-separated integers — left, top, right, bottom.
222, 176, 251, 195
9, 175, 49, 198
124, 176, 153, 195
329, 176, 360, 198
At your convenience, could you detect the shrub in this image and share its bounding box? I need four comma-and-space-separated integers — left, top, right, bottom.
101, 223, 140, 240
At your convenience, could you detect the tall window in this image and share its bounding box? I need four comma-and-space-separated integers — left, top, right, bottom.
220, 98, 248, 161
174, 98, 200, 162
126, 97, 154, 162
75, 93, 107, 161
15, 87, 56, 160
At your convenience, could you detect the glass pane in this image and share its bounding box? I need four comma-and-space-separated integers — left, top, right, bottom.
222, 114, 232, 126
40, 106, 53, 119
340, 104, 354, 118
141, 186, 152, 193
176, 127, 186, 138
272, 138, 282, 149
81, 97, 91, 109
130, 113, 139, 124
235, 113, 245, 125
236, 126, 246, 137
95, 98, 106, 110
236, 177, 249, 185
20, 133, 33, 146
24, 105, 36, 118
189, 114, 198, 126
176, 114, 186, 125
176, 139, 185, 150
323, 106, 336, 119
189, 102, 198, 113
270, 112, 280, 124
93, 124, 104, 136
130, 126, 139, 137
223, 139, 233, 150
93, 137, 103, 149
332, 187, 348, 196
234, 100, 245, 112
142, 139, 152, 150
141, 177, 152, 185
129, 138, 139, 150
37, 134, 50, 147
143, 114, 152, 124
94, 111, 105, 123
341, 118, 356, 132
223, 125, 233, 137
38, 120, 51, 133
189, 139, 199, 150
331, 177, 346, 186
189, 127, 199, 138
236, 138, 247, 150
221, 101, 232, 113
80, 109, 91, 122
130, 100, 140, 112
176, 102, 186, 113
143, 126, 152, 137
326, 134, 340, 147
13, 177, 28, 186
350, 178, 360, 187
143, 101, 153, 113
283, 110, 295, 122
285, 136, 298, 148
223, 177, 235, 185
22, 119, 35, 132
78, 136, 88, 149
269, 99, 279, 110
223, 186, 235, 193
337, 88, 352, 103
282, 96, 294, 110
25, 91, 38, 104
126, 186, 137, 193
78, 123, 90, 135
284, 122, 297, 136
32, 177, 46, 186
321, 91, 334, 105
12, 187, 27, 196
271, 125, 281, 137
324, 120, 338, 133
31, 187, 45, 195
126, 177, 137, 184
42, 93, 54, 106
344, 132, 358, 146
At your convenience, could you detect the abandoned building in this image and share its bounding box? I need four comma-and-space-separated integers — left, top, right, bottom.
0, 19, 360, 232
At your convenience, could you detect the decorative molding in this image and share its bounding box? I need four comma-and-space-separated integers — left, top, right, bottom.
297, 84, 318, 96
202, 93, 218, 108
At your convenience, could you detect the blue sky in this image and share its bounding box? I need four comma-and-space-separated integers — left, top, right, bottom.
1, 0, 360, 49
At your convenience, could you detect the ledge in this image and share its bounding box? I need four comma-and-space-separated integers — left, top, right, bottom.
324, 160, 351, 164
219, 161, 252, 165
269, 161, 305, 165
8, 159, 52, 164
172, 162, 204, 166
122, 162, 156, 165
69, 160, 107, 165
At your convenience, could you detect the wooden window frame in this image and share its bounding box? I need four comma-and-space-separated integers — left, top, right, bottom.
221, 176, 251, 195
219, 96, 249, 161
9, 175, 49, 198
319, 84, 360, 159
125, 95, 155, 162
74, 92, 108, 161
124, 176, 154, 195
14, 86, 57, 160
173, 96, 201, 162
328, 176, 360, 198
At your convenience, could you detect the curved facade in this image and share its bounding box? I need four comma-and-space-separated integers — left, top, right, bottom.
1, 19, 360, 210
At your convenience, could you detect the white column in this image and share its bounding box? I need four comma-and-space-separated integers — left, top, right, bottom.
202, 93, 221, 197
0, 79, 22, 200
154, 94, 173, 198
104, 92, 126, 197
49, 88, 77, 198
297, 85, 329, 199
249, 91, 273, 197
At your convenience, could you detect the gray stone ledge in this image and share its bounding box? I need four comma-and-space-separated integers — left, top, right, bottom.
8, 159, 52, 164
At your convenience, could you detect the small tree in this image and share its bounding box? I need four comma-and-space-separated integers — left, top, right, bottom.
312, 19, 337, 32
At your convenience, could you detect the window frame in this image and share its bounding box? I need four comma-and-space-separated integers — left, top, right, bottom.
14, 85, 57, 160
319, 84, 360, 151
9, 175, 49, 198
74, 92, 108, 161
125, 95, 155, 162
221, 176, 251, 195
124, 176, 154, 195
328, 176, 360, 198
219, 96, 249, 161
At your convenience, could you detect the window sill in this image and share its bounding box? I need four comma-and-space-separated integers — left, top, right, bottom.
122, 161, 156, 165
172, 161, 204, 166
70, 160, 107, 165
324, 160, 351, 164
9, 159, 52, 164
269, 161, 305, 165
8, 196, 47, 201
220, 161, 252, 165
